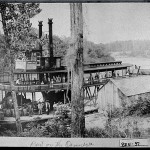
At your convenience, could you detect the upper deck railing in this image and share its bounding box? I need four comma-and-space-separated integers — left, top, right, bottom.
0, 61, 132, 92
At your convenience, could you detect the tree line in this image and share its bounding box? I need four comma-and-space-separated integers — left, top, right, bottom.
105, 40, 150, 57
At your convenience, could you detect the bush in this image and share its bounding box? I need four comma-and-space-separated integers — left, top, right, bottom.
126, 98, 150, 116
85, 127, 107, 138
44, 117, 71, 137
0, 129, 17, 137
84, 126, 126, 138
18, 126, 45, 137
16, 107, 72, 137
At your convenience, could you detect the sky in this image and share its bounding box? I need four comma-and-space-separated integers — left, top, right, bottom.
1, 3, 150, 44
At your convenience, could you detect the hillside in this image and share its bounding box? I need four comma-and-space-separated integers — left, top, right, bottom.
55, 37, 115, 65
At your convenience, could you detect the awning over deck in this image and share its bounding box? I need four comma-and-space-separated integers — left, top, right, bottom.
84, 63, 132, 73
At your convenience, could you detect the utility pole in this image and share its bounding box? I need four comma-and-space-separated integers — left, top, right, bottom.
70, 3, 85, 137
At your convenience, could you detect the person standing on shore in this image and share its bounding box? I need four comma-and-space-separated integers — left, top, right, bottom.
38, 102, 43, 115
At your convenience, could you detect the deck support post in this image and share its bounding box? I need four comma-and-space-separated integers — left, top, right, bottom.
64, 90, 66, 104
2, 90, 3, 100
31, 92, 34, 107
21, 92, 22, 107
24, 93, 26, 100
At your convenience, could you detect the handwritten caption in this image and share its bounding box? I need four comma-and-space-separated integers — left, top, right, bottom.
30, 140, 94, 147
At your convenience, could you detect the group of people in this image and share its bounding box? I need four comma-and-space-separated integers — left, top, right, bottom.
37, 100, 51, 115
23, 100, 51, 117
15, 75, 67, 87
41, 75, 66, 88
85, 70, 127, 84
37, 101, 67, 116
84, 72, 108, 84
15, 77, 38, 85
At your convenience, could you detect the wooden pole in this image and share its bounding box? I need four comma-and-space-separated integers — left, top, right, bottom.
21, 92, 22, 107
32, 92, 34, 104
11, 64, 22, 133
64, 91, 65, 104
24, 92, 26, 99
70, 3, 85, 137
34, 92, 36, 102
2, 91, 3, 100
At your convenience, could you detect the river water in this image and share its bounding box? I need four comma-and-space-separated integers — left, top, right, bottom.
111, 52, 150, 69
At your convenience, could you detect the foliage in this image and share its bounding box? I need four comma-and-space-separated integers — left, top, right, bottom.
2, 98, 150, 138
125, 97, 150, 116
44, 117, 71, 137
0, 109, 149, 138
16, 112, 71, 137
0, 3, 41, 69
18, 122, 45, 137
64, 37, 115, 68
102, 97, 150, 119
84, 126, 126, 138
0, 129, 17, 137
85, 41, 109, 58
105, 40, 150, 57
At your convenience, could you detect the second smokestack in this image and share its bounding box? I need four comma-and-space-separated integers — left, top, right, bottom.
38, 21, 43, 55
48, 18, 53, 58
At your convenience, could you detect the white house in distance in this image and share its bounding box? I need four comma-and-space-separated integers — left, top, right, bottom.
97, 75, 150, 112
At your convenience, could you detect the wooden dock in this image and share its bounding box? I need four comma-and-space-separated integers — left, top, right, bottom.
0, 105, 98, 127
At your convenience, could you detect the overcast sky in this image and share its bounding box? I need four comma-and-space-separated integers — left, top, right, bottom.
1, 3, 150, 44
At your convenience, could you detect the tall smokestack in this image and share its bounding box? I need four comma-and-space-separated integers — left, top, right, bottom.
38, 21, 43, 55
48, 18, 53, 58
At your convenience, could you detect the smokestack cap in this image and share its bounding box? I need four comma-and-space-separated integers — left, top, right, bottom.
38, 21, 43, 26
48, 18, 53, 24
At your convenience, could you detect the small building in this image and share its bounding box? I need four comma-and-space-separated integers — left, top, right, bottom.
97, 75, 150, 112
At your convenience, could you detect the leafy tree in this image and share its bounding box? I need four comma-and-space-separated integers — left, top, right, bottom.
0, 3, 41, 133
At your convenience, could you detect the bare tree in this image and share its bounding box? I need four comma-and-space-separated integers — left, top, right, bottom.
70, 3, 85, 137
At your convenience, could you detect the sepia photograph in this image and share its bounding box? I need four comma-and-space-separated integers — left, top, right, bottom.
0, 1, 150, 147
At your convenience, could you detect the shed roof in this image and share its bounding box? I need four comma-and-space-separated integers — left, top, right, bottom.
110, 75, 150, 96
